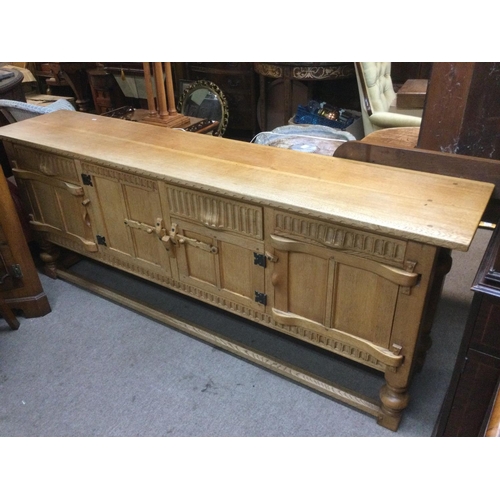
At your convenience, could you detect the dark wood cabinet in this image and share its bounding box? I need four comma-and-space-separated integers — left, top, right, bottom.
0, 167, 51, 322
435, 223, 500, 436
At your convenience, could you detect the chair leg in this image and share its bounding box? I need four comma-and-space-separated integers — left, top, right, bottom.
0, 297, 20, 330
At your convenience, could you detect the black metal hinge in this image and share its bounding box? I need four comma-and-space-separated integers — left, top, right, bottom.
81, 173, 93, 186
96, 235, 107, 246
11, 264, 23, 278
253, 252, 267, 268
0, 264, 23, 285
255, 291, 267, 305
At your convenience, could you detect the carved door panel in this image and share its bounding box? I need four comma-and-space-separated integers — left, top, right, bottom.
80, 163, 172, 278
172, 218, 266, 312
269, 234, 419, 352
12, 167, 97, 253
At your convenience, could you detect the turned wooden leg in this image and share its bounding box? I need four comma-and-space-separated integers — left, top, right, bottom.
39, 239, 60, 279
377, 382, 410, 431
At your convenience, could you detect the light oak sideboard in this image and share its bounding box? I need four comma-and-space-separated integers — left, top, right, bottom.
0, 111, 493, 430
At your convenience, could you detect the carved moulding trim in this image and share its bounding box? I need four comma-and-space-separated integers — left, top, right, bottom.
254, 63, 355, 81
271, 308, 402, 371
292, 64, 355, 80
254, 63, 283, 78
92, 251, 172, 286
33, 223, 98, 252
81, 161, 158, 191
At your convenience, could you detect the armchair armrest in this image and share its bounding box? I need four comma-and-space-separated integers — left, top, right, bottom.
369, 112, 422, 129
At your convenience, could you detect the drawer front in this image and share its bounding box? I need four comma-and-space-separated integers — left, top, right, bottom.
272, 210, 408, 265
11, 144, 79, 183
167, 186, 264, 240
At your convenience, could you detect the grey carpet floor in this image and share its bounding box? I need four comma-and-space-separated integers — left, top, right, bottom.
0, 228, 492, 436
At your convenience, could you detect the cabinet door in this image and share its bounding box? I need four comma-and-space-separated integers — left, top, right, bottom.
12, 168, 97, 253
269, 234, 419, 361
81, 162, 172, 279
173, 218, 266, 312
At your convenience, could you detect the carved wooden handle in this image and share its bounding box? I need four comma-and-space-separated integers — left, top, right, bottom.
81, 199, 91, 227
39, 163, 56, 176
270, 234, 418, 287
178, 235, 218, 254
64, 182, 84, 196
271, 272, 280, 286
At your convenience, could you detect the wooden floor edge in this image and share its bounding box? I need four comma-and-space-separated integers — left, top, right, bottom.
56, 267, 381, 418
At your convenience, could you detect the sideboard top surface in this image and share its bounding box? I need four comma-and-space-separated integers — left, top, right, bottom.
0, 111, 494, 251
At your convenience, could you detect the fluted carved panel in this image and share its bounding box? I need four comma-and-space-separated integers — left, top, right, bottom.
274, 212, 407, 263
167, 186, 263, 239
13, 145, 78, 183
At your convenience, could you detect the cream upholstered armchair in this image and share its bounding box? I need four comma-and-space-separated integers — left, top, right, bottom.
355, 62, 422, 136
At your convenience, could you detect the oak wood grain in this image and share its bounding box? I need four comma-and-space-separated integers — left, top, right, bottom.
0, 111, 493, 251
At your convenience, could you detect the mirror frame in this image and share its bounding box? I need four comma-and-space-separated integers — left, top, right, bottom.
178, 80, 229, 136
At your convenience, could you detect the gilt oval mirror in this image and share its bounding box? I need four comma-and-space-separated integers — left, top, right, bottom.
178, 80, 229, 136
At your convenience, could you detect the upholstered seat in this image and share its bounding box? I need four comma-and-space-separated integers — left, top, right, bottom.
355, 62, 422, 136
0, 98, 76, 124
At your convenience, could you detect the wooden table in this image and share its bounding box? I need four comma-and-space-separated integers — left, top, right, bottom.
0, 110, 493, 430
397, 79, 428, 109
361, 127, 420, 149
